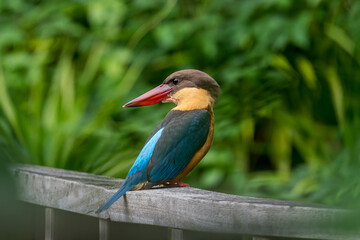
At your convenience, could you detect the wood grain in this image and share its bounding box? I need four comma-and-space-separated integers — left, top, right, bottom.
11, 164, 357, 240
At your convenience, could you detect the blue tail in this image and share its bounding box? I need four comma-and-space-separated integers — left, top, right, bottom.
96, 128, 164, 214
96, 173, 142, 213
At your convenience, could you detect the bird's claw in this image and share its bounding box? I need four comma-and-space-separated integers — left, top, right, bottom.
162, 181, 190, 188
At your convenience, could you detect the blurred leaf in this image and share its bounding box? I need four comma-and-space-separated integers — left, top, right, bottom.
0, 67, 23, 143
296, 56, 317, 90
271, 54, 295, 75
325, 24, 355, 56
325, 66, 344, 126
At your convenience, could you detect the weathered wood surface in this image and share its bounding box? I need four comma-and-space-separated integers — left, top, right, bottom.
12, 164, 358, 240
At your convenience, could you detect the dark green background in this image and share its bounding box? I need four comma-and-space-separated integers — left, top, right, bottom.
1, 0, 359, 208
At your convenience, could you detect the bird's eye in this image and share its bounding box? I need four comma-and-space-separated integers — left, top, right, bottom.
172, 78, 179, 85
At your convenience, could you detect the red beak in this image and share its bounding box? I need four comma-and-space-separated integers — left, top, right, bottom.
123, 84, 174, 107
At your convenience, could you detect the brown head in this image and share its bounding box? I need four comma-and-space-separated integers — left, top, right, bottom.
123, 69, 220, 110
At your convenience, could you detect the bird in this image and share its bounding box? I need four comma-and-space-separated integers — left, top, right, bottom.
96, 69, 220, 213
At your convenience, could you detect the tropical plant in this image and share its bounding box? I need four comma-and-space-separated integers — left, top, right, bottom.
0, 0, 359, 207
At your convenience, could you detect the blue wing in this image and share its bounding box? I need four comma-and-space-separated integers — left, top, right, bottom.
96, 128, 164, 213
128, 127, 164, 176
147, 109, 210, 182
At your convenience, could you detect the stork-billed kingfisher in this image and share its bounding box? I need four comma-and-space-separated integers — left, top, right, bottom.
96, 69, 220, 213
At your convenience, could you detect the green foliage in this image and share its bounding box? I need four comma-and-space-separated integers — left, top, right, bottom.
0, 0, 359, 207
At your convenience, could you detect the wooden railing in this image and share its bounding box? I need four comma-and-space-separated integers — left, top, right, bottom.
11, 164, 358, 240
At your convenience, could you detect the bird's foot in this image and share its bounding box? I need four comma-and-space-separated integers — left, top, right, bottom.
162, 181, 190, 188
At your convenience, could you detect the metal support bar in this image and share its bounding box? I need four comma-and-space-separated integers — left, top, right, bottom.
45, 208, 55, 240
170, 228, 183, 240
99, 218, 109, 240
